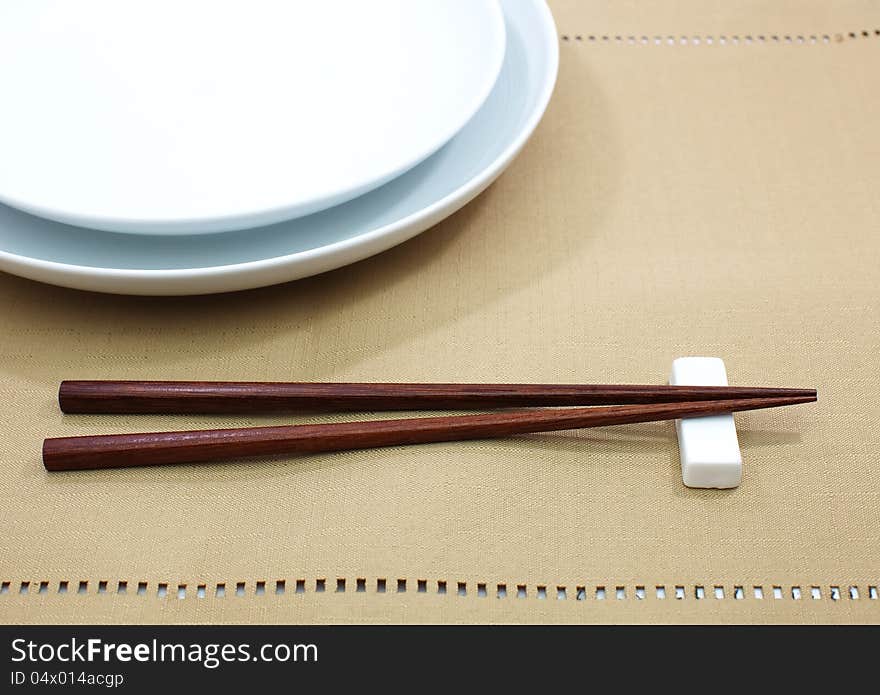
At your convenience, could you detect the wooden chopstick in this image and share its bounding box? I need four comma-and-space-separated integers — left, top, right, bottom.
43, 395, 815, 471
58, 380, 818, 414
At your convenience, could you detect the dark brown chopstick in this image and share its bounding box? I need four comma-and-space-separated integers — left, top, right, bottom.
58, 380, 818, 414
43, 395, 815, 471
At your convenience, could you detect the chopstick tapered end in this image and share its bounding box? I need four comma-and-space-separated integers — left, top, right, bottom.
789, 388, 817, 401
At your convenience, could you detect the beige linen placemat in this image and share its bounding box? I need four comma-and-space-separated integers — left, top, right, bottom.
1, 0, 878, 624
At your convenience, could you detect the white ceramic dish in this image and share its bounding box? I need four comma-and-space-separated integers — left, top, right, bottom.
0, 0, 557, 295
0, 0, 505, 234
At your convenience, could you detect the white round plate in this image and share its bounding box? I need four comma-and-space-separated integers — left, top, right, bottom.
0, 0, 505, 234
0, 0, 557, 295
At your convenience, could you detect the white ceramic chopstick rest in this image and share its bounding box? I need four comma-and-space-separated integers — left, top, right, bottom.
670, 357, 743, 489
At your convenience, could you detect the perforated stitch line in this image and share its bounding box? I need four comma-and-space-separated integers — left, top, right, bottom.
558, 29, 880, 45
2, 580, 878, 605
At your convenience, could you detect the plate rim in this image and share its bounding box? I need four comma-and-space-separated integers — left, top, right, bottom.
0, 0, 558, 293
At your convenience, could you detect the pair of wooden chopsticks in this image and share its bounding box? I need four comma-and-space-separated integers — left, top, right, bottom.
42, 380, 817, 471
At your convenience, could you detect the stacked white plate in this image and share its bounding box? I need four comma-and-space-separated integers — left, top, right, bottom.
0, 0, 557, 295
